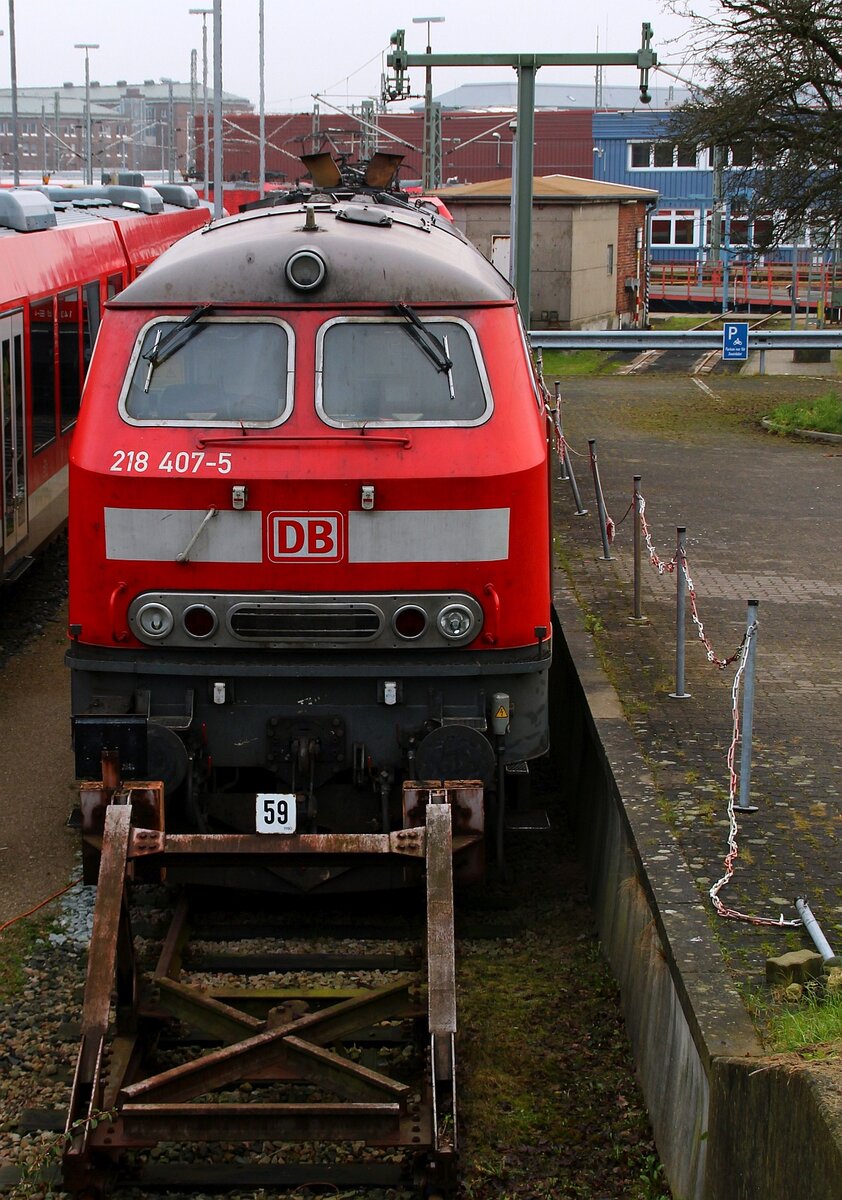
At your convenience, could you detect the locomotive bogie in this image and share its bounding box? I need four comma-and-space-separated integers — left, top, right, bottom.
70, 642, 549, 787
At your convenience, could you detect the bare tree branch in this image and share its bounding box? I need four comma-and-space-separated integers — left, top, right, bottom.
665, 0, 842, 243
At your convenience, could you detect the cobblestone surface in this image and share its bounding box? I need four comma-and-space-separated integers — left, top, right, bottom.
553, 374, 842, 985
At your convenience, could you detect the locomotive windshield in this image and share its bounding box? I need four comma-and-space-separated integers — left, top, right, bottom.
121, 317, 292, 426
316, 317, 491, 426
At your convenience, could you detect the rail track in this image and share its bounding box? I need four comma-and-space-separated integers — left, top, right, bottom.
0, 543, 670, 1199
45, 778, 478, 1200
617, 312, 775, 375
0, 768, 671, 1200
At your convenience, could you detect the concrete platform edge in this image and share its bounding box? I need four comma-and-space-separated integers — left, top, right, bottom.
551, 583, 842, 1200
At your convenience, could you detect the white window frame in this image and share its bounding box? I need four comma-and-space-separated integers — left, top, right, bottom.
650, 208, 699, 248
628, 141, 700, 170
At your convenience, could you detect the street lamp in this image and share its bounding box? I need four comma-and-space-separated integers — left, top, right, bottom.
211, 0, 222, 220
74, 41, 99, 184
189, 7, 212, 199
7, 1, 20, 185
258, 0, 265, 199
161, 77, 175, 182
412, 16, 444, 190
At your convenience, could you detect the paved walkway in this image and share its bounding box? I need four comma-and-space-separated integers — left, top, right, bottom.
552, 373, 842, 986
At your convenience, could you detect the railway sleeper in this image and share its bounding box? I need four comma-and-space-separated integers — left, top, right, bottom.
62, 782, 470, 1198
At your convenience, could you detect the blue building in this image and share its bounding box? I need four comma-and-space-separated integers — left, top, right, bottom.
593, 108, 779, 266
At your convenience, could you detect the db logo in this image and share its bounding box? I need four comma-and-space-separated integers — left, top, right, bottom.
267, 512, 343, 562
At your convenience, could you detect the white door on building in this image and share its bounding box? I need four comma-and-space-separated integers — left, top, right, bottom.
491, 234, 511, 280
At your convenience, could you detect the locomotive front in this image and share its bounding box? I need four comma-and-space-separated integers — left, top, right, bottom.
68, 188, 552, 889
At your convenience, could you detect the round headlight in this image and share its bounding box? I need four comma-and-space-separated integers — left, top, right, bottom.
136, 602, 174, 640
285, 248, 326, 291
437, 603, 475, 641
183, 604, 218, 639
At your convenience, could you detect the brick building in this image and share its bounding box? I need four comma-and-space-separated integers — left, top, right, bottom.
436, 175, 657, 329
0, 81, 250, 179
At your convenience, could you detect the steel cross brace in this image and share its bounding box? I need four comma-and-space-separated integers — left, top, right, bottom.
63, 786, 471, 1196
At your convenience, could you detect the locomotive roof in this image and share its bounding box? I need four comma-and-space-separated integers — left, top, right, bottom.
114, 195, 515, 307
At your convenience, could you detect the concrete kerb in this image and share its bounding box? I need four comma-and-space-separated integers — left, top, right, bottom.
551, 582, 842, 1200
760, 417, 842, 444
739, 347, 842, 377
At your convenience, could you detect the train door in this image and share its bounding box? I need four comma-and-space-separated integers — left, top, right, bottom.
0, 312, 28, 558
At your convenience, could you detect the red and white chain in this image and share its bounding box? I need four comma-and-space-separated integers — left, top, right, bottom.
638, 495, 676, 574
709, 624, 801, 928
639, 495, 744, 668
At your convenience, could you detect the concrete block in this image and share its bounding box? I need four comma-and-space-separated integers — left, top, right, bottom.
766, 948, 825, 985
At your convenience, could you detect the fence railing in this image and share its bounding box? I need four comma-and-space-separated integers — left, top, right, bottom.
528, 328, 842, 351
648, 259, 841, 310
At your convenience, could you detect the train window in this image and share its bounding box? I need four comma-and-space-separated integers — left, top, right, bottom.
120, 317, 293, 426
2, 340, 12, 536
29, 298, 56, 453
59, 288, 82, 432
316, 317, 492, 427
84, 281, 102, 356
13, 335, 24, 516
106, 274, 123, 301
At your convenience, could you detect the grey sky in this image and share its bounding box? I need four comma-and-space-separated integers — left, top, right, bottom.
1, 1, 705, 113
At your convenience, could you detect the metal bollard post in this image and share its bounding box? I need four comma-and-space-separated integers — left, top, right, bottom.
629, 475, 648, 624
553, 382, 568, 479
555, 384, 588, 515
738, 600, 760, 812
670, 527, 691, 699
588, 439, 612, 560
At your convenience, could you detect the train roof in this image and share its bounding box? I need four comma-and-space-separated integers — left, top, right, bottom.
0, 186, 209, 308
113, 194, 515, 307
0, 184, 204, 238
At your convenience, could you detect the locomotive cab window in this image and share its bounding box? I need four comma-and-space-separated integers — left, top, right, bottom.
316, 316, 492, 426
120, 317, 293, 427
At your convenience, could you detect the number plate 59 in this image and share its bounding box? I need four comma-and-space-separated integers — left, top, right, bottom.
256, 793, 297, 834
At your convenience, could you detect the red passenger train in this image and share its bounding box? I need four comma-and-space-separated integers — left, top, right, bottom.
67, 158, 553, 889
0, 183, 209, 582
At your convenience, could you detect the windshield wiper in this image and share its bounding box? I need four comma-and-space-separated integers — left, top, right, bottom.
394, 302, 455, 399
142, 304, 214, 392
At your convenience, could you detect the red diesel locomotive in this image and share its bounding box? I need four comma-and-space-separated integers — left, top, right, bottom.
0, 183, 209, 583
67, 161, 552, 888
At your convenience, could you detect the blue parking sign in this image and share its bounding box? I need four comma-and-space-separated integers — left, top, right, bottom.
722, 321, 749, 360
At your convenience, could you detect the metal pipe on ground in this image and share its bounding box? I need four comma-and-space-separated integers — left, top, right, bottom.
794, 897, 838, 963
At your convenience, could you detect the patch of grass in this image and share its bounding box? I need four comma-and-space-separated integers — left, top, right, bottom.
542, 348, 619, 376
655, 314, 710, 330
768, 987, 842, 1056
458, 946, 672, 1198
741, 983, 842, 1057
766, 391, 842, 435
584, 610, 605, 636
0, 917, 51, 1001
656, 795, 678, 828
